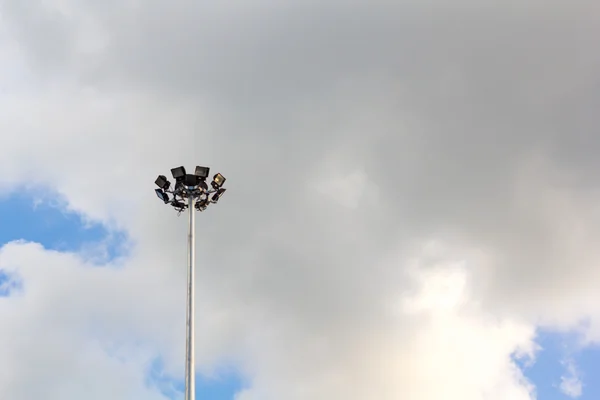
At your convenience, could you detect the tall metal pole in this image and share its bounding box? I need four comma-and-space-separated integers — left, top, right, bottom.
154, 166, 226, 400
185, 194, 196, 400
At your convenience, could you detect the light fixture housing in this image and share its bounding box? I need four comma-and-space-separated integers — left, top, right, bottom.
195, 166, 210, 179
155, 175, 170, 190
184, 174, 200, 187
212, 188, 226, 202
211, 173, 226, 189
195, 197, 208, 210
155, 188, 170, 204
171, 199, 186, 209
171, 166, 186, 182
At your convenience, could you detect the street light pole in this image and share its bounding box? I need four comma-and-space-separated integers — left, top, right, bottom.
185, 194, 196, 400
153, 166, 227, 400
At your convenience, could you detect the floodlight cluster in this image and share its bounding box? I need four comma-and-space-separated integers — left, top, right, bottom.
154, 165, 227, 213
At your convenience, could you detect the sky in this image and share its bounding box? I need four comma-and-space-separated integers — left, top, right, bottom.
1, 1, 600, 399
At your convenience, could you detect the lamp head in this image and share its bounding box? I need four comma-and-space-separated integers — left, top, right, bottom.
211, 173, 226, 189
184, 174, 200, 187
171, 199, 186, 209
195, 166, 210, 179
212, 188, 226, 202
171, 166, 186, 182
155, 188, 170, 204
155, 175, 171, 190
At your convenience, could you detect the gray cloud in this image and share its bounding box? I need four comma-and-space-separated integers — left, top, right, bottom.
2, 0, 600, 398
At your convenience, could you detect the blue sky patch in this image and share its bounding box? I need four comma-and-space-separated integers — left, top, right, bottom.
0, 188, 128, 262
517, 329, 600, 399
146, 357, 246, 400
574, 342, 600, 399
0, 270, 22, 297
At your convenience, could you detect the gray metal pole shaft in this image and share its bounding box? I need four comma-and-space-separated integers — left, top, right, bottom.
185, 195, 196, 400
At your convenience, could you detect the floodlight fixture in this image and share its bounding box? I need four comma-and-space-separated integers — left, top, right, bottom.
152, 164, 227, 400
155, 188, 170, 204
155, 175, 171, 190
212, 188, 226, 202
195, 166, 210, 179
211, 173, 226, 189
195, 197, 208, 211
171, 166, 187, 181
172, 199, 186, 209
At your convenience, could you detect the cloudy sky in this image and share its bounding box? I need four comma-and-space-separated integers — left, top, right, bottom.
1, 0, 600, 399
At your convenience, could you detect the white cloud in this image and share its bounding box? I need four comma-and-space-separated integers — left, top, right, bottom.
559, 358, 583, 398
230, 243, 538, 400
0, 242, 176, 399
